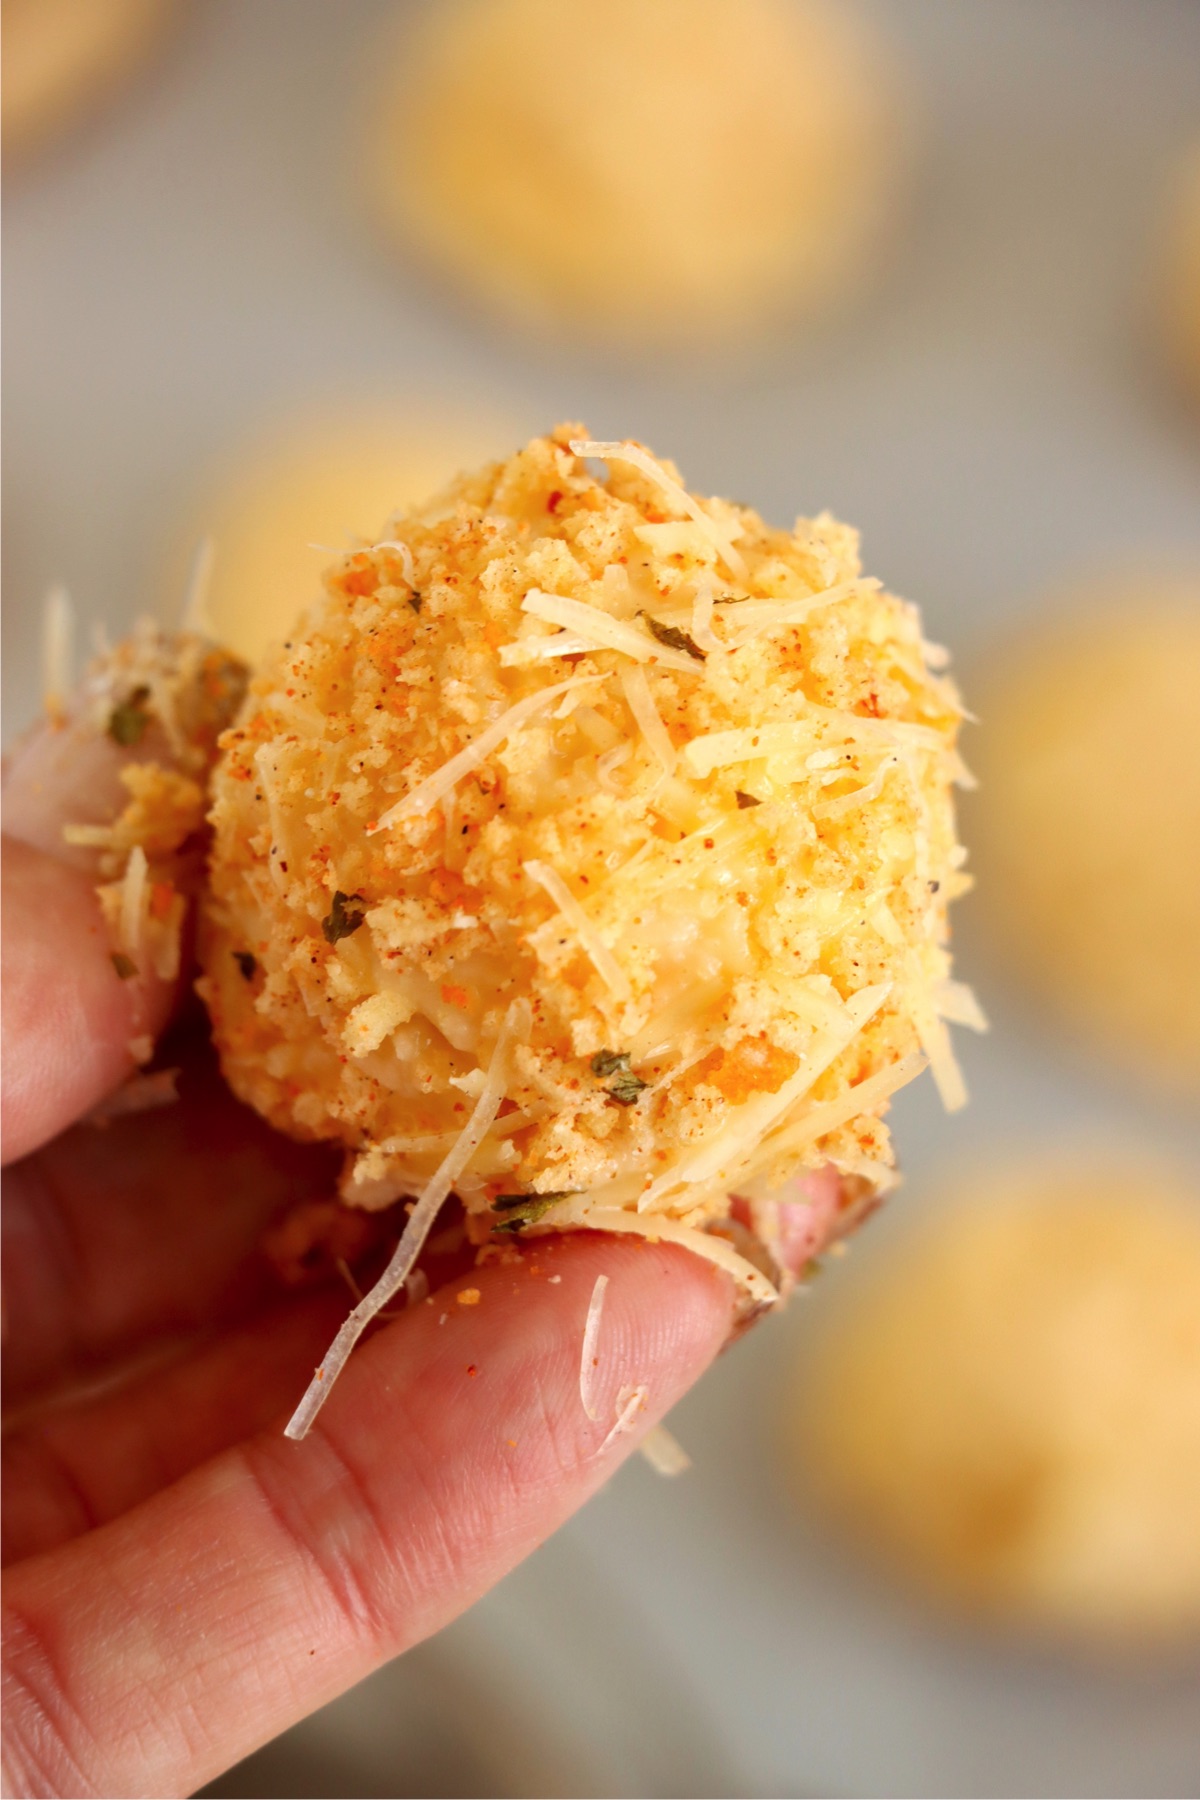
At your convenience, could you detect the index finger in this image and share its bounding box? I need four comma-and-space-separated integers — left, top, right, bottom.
1, 1235, 734, 1799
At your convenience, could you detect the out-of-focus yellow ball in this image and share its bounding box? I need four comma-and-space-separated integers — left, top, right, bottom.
970, 579, 1200, 1098
796, 1156, 1200, 1647
1160, 141, 1200, 404
1, 0, 172, 159
167, 408, 518, 667
368, 0, 907, 349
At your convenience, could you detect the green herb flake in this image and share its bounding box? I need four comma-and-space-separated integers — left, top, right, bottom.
735, 790, 762, 809
590, 1048, 648, 1106
111, 951, 137, 980
639, 613, 706, 661
321, 890, 367, 945
407, 592, 423, 615
107, 685, 152, 747
491, 1190, 574, 1233
233, 950, 257, 980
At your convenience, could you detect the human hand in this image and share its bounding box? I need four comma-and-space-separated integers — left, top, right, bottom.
1, 713, 835, 1798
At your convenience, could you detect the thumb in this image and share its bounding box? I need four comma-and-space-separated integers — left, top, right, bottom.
2, 629, 246, 1163
1, 833, 172, 1163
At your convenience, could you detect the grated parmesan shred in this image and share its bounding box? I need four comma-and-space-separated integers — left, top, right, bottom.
599, 1383, 649, 1453
913, 994, 968, 1114
521, 588, 702, 675
579, 1272, 609, 1420
581, 1207, 779, 1307
119, 845, 149, 964
726, 577, 880, 648
934, 979, 989, 1032
639, 1423, 692, 1477
689, 578, 722, 657
570, 439, 748, 581
618, 662, 676, 776
371, 674, 598, 830
42, 584, 75, 724
180, 537, 217, 636
638, 982, 891, 1213
285, 1003, 524, 1439
369, 538, 417, 587
525, 860, 632, 1002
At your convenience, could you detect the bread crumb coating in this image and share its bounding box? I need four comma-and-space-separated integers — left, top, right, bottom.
201, 427, 972, 1274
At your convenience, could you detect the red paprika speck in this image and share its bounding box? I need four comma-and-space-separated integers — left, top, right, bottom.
547, 490, 563, 513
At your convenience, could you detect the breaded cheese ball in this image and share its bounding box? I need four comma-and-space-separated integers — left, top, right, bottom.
1159, 141, 1200, 404
6, 616, 246, 1032
201, 427, 970, 1293
369, 0, 904, 348
796, 1157, 1200, 1646
971, 578, 1200, 1098
2, 0, 172, 160
169, 407, 518, 666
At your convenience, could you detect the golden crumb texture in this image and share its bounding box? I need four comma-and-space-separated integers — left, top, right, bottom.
201, 426, 972, 1256
64, 621, 247, 984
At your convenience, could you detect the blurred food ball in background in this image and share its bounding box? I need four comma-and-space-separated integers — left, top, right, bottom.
1, 0, 173, 160
366, 0, 909, 350
1158, 140, 1200, 406
793, 1155, 1200, 1649
159, 406, 518, 666
968, 577, 1200, 1099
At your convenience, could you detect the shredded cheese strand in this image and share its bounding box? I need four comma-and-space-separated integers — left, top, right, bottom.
120, 845, 148, 962
813, 754, 898, 820
525, 860, 632, 1002
600, 1383, 649, 1453
369, 538, 417, 587
498, 631, 593, 666
639, 1423, 692, 1477
570, 439, 748, 581
42, 585, 75, 723
371, 676, 596, 830
180, 537, 216, 636
284, 1005, 522, 1439
581, 1207, 779, 1306
727, 578, 880, 647
689, 578, 722, 656
579, 1273, 609, 1420
521, 589, 701, 675
638, 982, 892, 1212
760, 1051, 926, 1166
619, 663, 675, 776
934, 979, 989, 1031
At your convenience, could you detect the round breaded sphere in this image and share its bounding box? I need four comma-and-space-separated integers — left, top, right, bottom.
201, 427, 970, 1286
795, 1156, 1200, 1647
368, 0, 905, 348
970, 576, 1200, 1099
